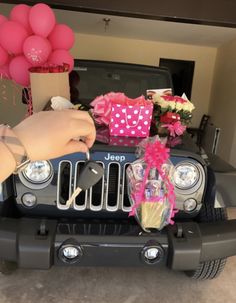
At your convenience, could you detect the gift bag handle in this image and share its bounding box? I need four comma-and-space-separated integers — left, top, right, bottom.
124, 107, 143, 128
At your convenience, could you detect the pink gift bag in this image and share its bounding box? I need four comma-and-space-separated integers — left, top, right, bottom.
109, 102, 153, 137
109, 136, 142, 146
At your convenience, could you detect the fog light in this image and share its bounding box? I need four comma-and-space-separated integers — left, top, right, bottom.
141, 242, 164, 264
58, 241, 83, 264
62, 247, 80, 259
21, 193, 37, 208
184, 198, 197, 212
144, 248, 159, 260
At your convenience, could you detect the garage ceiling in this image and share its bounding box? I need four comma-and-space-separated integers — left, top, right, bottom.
1, 3, 236, 47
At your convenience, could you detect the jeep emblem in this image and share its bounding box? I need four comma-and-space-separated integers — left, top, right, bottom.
104, 153, 126, 162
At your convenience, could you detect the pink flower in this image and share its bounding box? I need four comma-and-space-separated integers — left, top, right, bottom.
162, 95, 187, 104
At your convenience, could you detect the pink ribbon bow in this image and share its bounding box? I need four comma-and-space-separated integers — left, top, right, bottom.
90, 95, 112, 125
162, 121, 186, 137
90, 92, 126, 125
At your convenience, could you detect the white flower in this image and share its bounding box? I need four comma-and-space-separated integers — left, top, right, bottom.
153, 94, 169, 108
183, 101, 195, 112
168, 101, 176, 110
51, 96, 75, 110
161, 100, 171, 108
175, 102, 184, 112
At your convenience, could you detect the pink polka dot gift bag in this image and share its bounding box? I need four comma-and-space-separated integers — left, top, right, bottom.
90, 92, 153, 138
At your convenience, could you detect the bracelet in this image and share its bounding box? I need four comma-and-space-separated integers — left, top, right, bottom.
0, 124, 30, 174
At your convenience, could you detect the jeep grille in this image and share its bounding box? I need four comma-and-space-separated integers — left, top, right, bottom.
57, 160, 131, 212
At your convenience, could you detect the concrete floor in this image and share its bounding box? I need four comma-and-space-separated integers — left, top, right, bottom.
0, 259, 236, 303
0, 210, 236, 303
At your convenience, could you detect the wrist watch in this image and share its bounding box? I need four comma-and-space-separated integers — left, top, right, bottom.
0, 124, 31, 174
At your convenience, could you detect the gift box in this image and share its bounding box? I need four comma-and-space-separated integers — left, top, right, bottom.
110, 101, 153, 137
30, 65, 70, 112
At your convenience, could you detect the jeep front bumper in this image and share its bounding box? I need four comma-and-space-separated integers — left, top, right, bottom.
0, 218, 236, 271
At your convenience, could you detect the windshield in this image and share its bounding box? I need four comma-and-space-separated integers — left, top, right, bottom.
74, 60, 173, 105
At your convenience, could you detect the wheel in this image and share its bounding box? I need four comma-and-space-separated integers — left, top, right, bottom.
185, 202, 228, 280
0, 260, 17, 275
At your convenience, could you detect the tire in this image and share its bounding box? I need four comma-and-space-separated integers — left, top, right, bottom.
185, 203, 228, 280
0, 260, 17, 275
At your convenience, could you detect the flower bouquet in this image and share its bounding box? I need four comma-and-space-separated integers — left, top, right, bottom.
152, 93, 195, 137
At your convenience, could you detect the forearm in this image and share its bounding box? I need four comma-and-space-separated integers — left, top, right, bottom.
0, 111, 95, 183
0, 141, 16, 183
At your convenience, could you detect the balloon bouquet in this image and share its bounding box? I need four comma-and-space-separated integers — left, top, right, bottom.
0, 3, 75, 88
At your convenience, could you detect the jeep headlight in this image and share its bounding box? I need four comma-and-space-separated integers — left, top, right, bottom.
22, 161, 52, 184
173, 162, 200, 189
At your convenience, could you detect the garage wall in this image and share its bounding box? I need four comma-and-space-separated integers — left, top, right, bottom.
72, 33, 217, 126
0, 80, 26, 127
209, 37, 236, 164
230, 127, 236, 167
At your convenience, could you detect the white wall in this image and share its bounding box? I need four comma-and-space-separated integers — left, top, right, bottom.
209, 37, 236, 164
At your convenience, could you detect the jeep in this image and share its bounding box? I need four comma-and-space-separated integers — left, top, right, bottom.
1, 59, 236, 280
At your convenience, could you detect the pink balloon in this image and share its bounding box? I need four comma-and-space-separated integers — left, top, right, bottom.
0, 21, 28, 55
0, 14, 7, 26
23, 35, 52, 66
10, 4, 32, 34
0, 45, 9, 66
48, 49, 74, 71
29, 3, 56, 37
0, 64, 10, 79
9, 56, 32, 87
48, 24, 75, 50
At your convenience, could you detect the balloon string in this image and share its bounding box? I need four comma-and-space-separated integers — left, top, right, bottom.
23, 87, 33, 116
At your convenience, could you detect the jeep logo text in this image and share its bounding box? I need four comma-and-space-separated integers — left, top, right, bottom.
104, 153, 126, 162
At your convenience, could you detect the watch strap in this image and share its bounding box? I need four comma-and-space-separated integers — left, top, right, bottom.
0, 125, 30, 174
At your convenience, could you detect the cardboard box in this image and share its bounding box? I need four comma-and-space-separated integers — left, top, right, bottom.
30, 72, 70, 112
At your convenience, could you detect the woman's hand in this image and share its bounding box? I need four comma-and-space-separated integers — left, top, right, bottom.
13, 110, 96, 161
